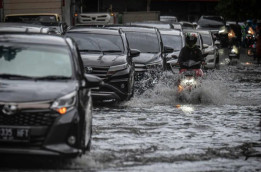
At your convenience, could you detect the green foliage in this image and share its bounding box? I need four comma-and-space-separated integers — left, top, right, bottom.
216, 0, 259, 21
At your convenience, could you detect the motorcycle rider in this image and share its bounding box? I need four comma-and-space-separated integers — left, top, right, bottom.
178, 32, 205, 69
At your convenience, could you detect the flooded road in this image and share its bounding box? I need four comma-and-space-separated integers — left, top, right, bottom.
1, 49, 261, 172
83, 64, 261, 172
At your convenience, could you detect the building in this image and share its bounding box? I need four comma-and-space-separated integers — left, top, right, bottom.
83, 0, 219, 22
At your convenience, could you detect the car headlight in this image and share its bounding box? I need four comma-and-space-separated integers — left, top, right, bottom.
218, 26, 227, 34
107, 63, 128, 75
206, 47, 215, 54
51, 91, 77, 114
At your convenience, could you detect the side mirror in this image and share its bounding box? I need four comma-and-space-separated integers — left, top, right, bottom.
129, 49, 140, 58
84, 74, 103, 88
203, 44, 209, 49
163, 46, 174, 54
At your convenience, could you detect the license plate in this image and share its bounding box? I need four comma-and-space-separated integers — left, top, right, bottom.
0, 127, 30, 142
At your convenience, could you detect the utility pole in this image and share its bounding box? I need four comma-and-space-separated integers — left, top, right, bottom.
147, 0, 151, 12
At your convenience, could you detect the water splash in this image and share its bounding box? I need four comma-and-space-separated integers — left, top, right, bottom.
125, 68, 255, 107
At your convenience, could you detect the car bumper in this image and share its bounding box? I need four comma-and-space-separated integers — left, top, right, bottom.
205, 54, 216, 69
91, 82, 128, 101
0, 144, 81, 157
0, 109, 83, 157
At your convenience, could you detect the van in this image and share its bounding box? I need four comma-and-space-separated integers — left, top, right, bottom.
76, 12, 117, 25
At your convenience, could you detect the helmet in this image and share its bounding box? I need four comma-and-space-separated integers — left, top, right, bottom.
185, 32, 197, 48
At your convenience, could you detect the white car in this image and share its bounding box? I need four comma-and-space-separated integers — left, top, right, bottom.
159, 29, 185, 71
195, 30, 220, 69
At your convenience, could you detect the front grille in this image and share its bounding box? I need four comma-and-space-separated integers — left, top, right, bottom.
0, 111, 59, 126
84, 66, 110, 79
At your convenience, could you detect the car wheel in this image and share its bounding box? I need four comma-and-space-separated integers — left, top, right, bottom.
126, 72, 135, 100
82, 96, 93, 153
215, 57, 220, 70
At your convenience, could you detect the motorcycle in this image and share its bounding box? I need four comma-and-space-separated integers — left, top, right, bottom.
245, 27, 256, 56
228, 29, 240, 61
177, 60, 204, 102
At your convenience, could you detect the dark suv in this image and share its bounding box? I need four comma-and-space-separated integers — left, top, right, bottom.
197, 15, 228, 47
66, 27, 140, 101
0, 31, 101, 157
106, 26, 172, 87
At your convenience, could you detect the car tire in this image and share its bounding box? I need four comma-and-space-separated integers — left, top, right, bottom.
215, 57, 220, 70
82, 95, 93, 153
126, 71, 135, 100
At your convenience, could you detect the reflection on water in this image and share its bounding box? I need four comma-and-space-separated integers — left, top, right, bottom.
176, 104, 195, 114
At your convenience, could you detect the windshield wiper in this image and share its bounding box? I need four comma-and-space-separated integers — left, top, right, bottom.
0, 74, 36, 80
36, 76, 71, 80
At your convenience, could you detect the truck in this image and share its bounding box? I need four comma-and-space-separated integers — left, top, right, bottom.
1, 0, 77, 26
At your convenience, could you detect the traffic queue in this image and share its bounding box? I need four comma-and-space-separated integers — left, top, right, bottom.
0, 14, 260, 157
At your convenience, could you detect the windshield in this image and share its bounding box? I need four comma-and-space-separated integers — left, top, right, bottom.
0, 43, 72, 78
201, 34, 212, 46
161, 34, 183, 51
125, 32, 160, 53
67, 33, 124, 53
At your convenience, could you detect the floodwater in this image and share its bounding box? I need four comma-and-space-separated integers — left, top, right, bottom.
1, 50, 261, 172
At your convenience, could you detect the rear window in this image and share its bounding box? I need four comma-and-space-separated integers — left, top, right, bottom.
198, 16, 225, 28
5, 15, 58, 23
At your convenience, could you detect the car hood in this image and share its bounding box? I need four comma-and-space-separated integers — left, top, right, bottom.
133, 52, 162, 64
0, 80, 78, 102
80, 53, 127, 66
166, 51, 180, 58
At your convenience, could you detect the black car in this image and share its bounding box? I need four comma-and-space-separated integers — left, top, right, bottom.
0, 31, 101, 157
106, 25, 173, 84
159, 29, 185, 71
197, 15, 228, 47
66, 27, 140, 101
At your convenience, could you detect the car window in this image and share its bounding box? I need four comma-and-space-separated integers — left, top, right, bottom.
5, 15, 58, 23
0, 43, 72, 78
125, 32, 160, 53
67, 33, 124, 53
201, 34, 212, 46
161, 34, 183, 51
198, 16, 225, 28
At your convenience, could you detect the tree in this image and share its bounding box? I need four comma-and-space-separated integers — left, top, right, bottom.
216, 0, 259, 22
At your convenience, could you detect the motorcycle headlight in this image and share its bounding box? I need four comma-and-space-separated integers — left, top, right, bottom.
180, 78, 197, 86
231, 46, 239, 54
107, 63, 128, 75
51, 91, 77, 115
